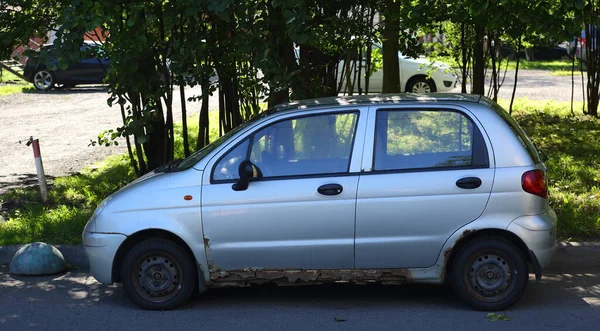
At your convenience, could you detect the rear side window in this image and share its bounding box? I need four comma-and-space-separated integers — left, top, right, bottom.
374, 109, 488, 171
491, 103, 543, 164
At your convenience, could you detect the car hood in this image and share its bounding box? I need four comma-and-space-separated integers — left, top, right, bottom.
100, 168, 202, 215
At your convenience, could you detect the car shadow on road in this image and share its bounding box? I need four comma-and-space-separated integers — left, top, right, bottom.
0, 264, 599, 331
1, 246, 599, 319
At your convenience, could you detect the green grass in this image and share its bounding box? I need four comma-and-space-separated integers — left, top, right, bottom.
506, 59, 579, 72
0, 155, 135, 244
0, 70, 34, 96
436, 56, 585, 76
498, 98, 600, 240
1, 99, 600, 243
0, 111, 221, 245
0, 70, 31, 95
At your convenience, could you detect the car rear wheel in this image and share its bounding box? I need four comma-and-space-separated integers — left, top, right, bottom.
33, 70, 55, 90
121, 238, 197, 310
451, 237, 528, 311
406, 76, 436, 93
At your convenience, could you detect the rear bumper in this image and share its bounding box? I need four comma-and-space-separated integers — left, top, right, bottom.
507, 209, 558, 269
83, 231, 127, 284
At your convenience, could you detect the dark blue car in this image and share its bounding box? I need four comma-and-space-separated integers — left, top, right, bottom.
23, 42, 110, 90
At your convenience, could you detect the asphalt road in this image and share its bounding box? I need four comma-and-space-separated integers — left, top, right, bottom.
0, 244, 599, 331
448, 69, 586, 102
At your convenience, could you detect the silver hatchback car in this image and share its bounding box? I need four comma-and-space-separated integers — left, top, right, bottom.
83, 94, 557, 311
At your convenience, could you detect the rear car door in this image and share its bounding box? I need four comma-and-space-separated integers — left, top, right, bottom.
201, 108, 366, 271
355, 105, 494, 269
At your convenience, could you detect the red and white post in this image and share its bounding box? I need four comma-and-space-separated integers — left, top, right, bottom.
31, 138, 49, 203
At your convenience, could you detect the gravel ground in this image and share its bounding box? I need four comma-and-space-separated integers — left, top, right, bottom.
0, 85, 209, 195
0, 69, 585, 195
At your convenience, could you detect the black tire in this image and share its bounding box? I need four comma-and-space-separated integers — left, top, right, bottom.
406, 76, 436, 93
32, 69, 56, 90
451, 237, 528, 311
121, 238, 197, 310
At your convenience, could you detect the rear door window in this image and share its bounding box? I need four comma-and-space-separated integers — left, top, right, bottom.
373, 109, 488, 171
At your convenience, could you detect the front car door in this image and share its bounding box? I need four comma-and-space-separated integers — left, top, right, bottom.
201, 108, 367, 275
61, 44, 106, 83
355, 104, 494, 269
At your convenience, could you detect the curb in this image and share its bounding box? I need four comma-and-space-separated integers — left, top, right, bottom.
0, 244, 88, 268
1, 241, 599, 270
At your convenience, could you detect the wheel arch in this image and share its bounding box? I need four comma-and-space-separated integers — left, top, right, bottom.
443, 228, 533, 282
112, 228, 206, 290
404, 74, 437, 93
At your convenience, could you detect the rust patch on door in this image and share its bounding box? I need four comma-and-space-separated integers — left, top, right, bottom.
209, 268, 413, 287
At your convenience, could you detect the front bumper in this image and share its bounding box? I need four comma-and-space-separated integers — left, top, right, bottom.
83, 231, 127, 284
507, 209, 558, 269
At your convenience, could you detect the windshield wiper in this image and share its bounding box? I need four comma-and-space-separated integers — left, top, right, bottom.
155, 159, 183, 173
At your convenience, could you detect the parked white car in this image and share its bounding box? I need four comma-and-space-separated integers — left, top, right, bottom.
339, 51, 458, 93
84, 94, 556, 311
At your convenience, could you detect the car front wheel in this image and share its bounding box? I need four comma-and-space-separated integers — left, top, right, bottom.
451, 237, 529, 311
33, 70, 55, 90
121, 238, 197, 310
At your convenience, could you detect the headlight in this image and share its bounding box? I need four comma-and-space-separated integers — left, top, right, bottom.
85, 198, 110, 233
93, 197, 110, 217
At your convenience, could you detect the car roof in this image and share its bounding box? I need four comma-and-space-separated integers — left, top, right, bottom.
272, 93, 485, 113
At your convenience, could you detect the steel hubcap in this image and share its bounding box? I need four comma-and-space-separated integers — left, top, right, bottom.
412, 81, 431, 93
136, 255, 180, 299
468, 254, 512, 298
34, 71, 52, 89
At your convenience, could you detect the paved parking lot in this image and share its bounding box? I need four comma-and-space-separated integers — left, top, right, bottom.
0, 244, 599, 330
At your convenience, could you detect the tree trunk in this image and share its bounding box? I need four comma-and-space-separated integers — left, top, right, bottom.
180, 84, 190, 157
571, 42, 576, 117
381, 0, 401, 93
460, 23, 468, 93
120, 103, 140, 176
579, 57, 586, 114
266, 0, 292, 107
130, 92, 148, 175
197, 78, 210, 150
509, 37, 522, 114
489, 34, 499, 101
586, 23, 599, 117
471, 26, 485, 95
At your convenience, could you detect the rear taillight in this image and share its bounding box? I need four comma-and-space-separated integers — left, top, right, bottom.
522, 170, 548, 199
24, 57, 29, 65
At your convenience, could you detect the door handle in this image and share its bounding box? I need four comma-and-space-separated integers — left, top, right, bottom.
317, 184, 343, 196
456, 177, 482, 189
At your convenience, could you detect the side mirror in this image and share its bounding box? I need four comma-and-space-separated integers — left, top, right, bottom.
232, 160, 262, 191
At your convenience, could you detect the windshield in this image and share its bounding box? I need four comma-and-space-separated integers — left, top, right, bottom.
175, 110, 271, 171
